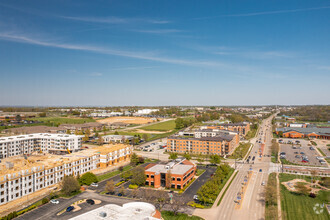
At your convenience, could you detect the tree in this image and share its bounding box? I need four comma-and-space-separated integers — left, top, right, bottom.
114, 131, 119, 135
60, 175, 80, 196
105, 180, 115, 194
119, 185, 125, 195
38, 112, 47, 117
78, 172, 98, 186
82, 134, 89, 142
142, 134, 149, 141
166, 170, 172, 189
102, 126, 107, 134
15, 115, 22, 122
85, 129, 91, 136
295, 182, 310, 195
131, 166, 146, 186
197, 154, 205, 163
97, 136, 104, 145
169, 152, 178, 160
183, 153, 191, 160
155, 190, 169, 211
66, 129, 71, 134
120, 170, 133, 181
130, 153, 139, 166
74, 129, 79, 135
169, 197, 185, 215
209, 155, 221, 165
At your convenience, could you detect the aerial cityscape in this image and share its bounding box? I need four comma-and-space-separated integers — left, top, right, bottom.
0, 1, 329, 220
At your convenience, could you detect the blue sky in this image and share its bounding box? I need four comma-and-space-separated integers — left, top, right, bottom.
0, 0, 329, 106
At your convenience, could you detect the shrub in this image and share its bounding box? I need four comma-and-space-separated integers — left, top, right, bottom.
42, 198, 49, 204
309, 193, 316, 198
78, 172, 98, 186
115, 181, 125, 187
129, 184, 138, 189
187, 201, 205, 208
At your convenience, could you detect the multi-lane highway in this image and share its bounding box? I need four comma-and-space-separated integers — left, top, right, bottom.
194, 115, 275, 220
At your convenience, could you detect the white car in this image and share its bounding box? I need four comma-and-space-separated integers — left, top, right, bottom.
50, 199, 59, 204
261, 181, 266, 186
193, 195, 199, 201
90, 183, 98, 187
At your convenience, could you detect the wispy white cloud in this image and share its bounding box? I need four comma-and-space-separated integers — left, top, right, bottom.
61, 16, 170, 24
0, 32, 219, 67
194, 6, 330, 20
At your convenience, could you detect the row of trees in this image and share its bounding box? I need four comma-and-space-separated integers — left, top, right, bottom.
265, 173, 278, 219
197, 164, 231, 204
60, 172, 98, 196
271, 139, 280, 162
175, 117, 196, 129
169, 152, 221, 164
280, 105, 330, 122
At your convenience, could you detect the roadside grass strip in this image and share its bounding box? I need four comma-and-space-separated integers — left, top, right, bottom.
217, 171, 239, 206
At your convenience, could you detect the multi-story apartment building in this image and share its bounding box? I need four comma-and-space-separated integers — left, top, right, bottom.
167, 128, 240, 156
145, 159, 196, 189
202, 122, 250, 136
0, 133, 84, 159
0, 144, 132, 205
167, 135, 238, 156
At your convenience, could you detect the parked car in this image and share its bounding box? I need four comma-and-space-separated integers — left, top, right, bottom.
309, 147, 315, 150
319, 160, 326, 165
86, 199, 95, 205
261, 181, 265, 186
90, 183, 98, 187
193, 195, 199, 201
50, 199, 59, 204
300, 152, 305, 155
66, 206, 74, 212
294, 152, 298, 154
259, 169, 262, 172
117, 193, 123, 197
316, 156, 323, 160
295, 155, 301, 158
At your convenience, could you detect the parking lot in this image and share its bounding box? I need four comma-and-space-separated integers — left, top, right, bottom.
279, 138, 327, 167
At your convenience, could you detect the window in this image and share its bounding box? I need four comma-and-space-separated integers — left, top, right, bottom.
146, 174, 149, 178
177, 177, 181, 181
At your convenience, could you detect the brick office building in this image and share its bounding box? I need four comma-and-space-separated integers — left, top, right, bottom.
203, 122, 250, 136
145, 159, 196, 189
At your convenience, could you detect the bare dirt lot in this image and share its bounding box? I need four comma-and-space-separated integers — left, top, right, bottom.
97, 116, 157, 124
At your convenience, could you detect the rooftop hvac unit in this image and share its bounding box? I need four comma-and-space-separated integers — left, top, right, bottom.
99, 212, 107, 217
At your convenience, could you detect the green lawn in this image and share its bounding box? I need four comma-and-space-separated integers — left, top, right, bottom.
31, 117, 95, 125
317, 148, 326, 157
279, 173, 330, 220
140, 120, 176, 131
227, 143, 251, 159
97, 165, 132, 182
265, 173, 278, 220
161, 211, 203, 220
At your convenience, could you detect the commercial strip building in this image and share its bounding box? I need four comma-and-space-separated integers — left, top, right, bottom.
202, 122, 250, 136
145, 159, 196, 189
69, 202, 161, 220
276, 127, 330, 139
0, 133, 84, 159
102, 135, 135, 144
0, 144, 132, 205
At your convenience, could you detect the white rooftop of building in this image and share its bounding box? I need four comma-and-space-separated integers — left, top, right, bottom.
0, 133, 83, 142
69, 202, 159, 220
146, 160, 194, 175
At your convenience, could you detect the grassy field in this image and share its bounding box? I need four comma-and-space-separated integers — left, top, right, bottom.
161, 211, 203, 220
279, 173, 330, 220
140, 120, 176, 131
227, 143, 251, 159
265, 173, 278, 220
31, 117, 95, 125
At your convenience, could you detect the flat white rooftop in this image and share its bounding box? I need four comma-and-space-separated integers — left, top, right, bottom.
69, 202, 160, 220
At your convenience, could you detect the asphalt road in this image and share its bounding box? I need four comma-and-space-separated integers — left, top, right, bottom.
193, 114, 275, 220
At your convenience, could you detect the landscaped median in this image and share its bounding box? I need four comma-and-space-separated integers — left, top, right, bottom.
190, 164, 234, 208
265, 173, 278, 220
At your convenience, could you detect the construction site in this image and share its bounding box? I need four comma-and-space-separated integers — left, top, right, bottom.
0, 143, 132, 206
96, 116, 157, 125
